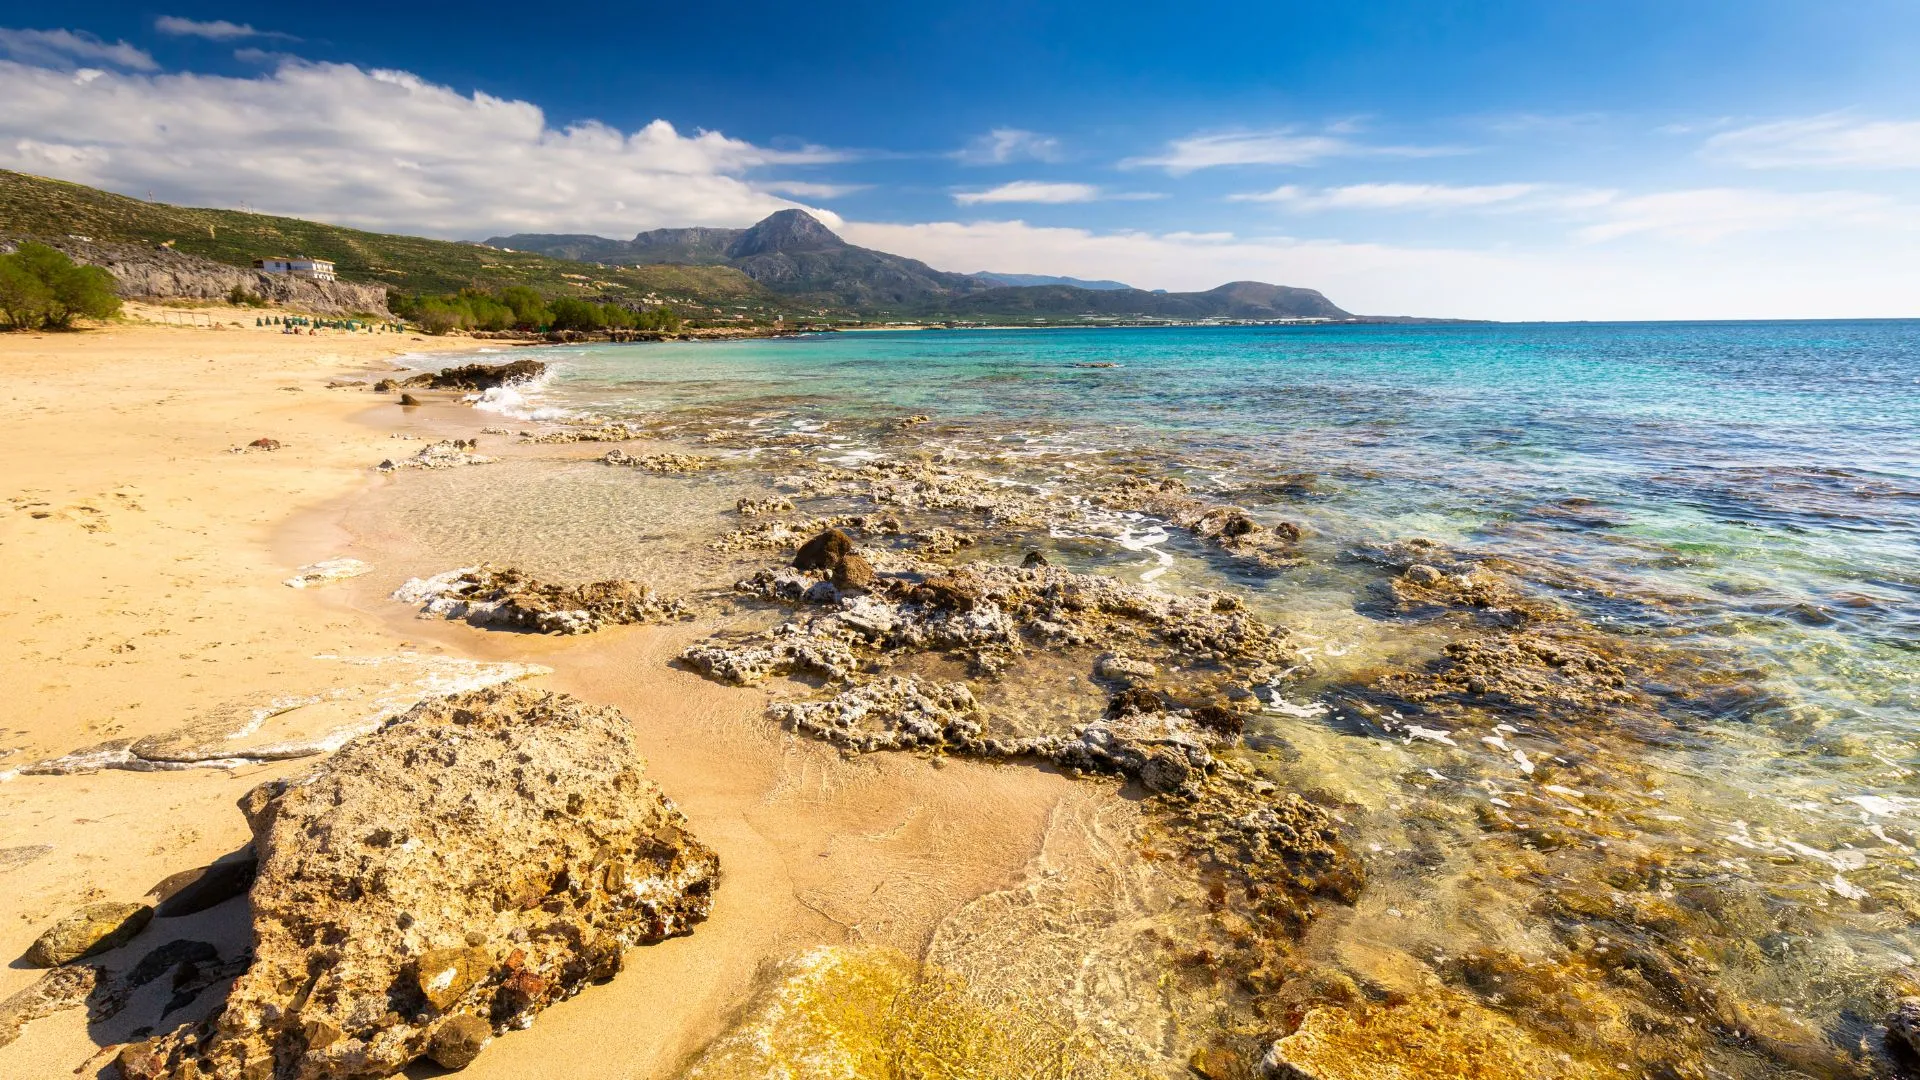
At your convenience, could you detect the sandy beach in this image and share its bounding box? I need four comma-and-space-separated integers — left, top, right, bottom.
0, 312, 1081, 1077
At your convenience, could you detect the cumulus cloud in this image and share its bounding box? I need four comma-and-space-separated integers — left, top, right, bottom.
0, 55, 845, 237
1702, 114, 1920, 170
1123, 127, 1461, 174
1230, 182, 1546, 211
0, 28, 154, 70
955, 128, 1063, 165
154, 16, 296, 41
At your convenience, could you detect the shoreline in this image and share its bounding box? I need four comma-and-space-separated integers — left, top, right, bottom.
0, 317, 1077, 1078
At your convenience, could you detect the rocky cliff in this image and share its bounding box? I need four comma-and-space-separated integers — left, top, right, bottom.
0, 235, 391, 316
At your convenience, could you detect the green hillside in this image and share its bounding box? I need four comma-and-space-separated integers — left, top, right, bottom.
0, 170, 773, 309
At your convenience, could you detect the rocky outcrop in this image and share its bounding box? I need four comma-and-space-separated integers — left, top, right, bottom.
0, 236, 390, 316
120, 685, 720, 1080
401, 360, 546, 392
392, 566, 691, 634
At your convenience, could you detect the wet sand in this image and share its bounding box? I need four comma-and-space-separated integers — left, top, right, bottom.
0, 315, 1072, 1077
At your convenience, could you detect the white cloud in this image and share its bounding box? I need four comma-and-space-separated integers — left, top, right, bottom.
757, 180, 867, 198
0, 56, 845, 237
1575, 187, 1914, 242
1703, 114, 1920, 170
1231, 182, 1544, 211
1124, 127, 1462, 174
155, 16, 295, 41
837, 217, 1920, 321
0, 28, 155, 71
955, 181, 1101, 205
956, 128, 1063, 165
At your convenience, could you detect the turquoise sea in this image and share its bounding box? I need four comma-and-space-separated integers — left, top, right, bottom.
393, 320, 1920, 1073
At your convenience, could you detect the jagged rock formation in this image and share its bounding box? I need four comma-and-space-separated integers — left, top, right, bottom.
0, 235, 390, 316
393, 566, 692, 634
402, 359, 547, 391
119, 685, 720, 1080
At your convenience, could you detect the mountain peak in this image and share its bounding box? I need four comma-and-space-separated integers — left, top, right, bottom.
725, 209, 845, 259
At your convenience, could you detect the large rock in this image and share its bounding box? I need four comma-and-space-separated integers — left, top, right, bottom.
23, 901, 152, 967
403, 360, 547, 392
122, 685, 720, 1080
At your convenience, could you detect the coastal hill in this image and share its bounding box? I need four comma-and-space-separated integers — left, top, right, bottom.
0, 169, 770, 310
2, 169, 1367, 323
492, 209, 1355, 321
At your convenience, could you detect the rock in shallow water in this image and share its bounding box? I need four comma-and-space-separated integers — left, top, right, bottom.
121, 684, 720, 1080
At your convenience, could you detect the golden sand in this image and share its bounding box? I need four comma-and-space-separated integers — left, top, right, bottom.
0, 311, 1071, 1077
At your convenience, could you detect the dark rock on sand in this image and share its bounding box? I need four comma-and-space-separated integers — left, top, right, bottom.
794, 527, 855, 572
23, 901, 152, 967
399, 392, 422, 406
148, 852, 258, 918
245, 438, 281, 451
404, 359, 547, 392
429, 1012, 494, 1069
121, 685, 720, 1080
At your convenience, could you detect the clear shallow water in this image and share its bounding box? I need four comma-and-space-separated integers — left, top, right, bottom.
415, 322, 1920, 1072
512, 319, 1919, 715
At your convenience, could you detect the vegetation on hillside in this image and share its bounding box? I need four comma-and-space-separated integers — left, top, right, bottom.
0, 169, 779, 315
388, 285, 682, 335
0, 242, 121, 329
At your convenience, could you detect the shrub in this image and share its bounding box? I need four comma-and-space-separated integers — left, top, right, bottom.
227, 283, 267, 307
548, 297, 603, 332
0, 243, 121, 329
416, 305, 463, 336
0, 256, 51, 329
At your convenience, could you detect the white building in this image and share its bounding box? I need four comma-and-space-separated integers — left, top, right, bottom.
253, 256, 337, 283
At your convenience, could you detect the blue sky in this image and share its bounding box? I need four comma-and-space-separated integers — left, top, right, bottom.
2, 1, 1918, 318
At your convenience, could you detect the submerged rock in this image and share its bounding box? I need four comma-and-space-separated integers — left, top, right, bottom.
122, 685, 719, 1080
393, 565, 691, 634
23, 901, 152, 967
602, 448, 711, 472
522, 422, 646, 444
282, 557, 371, 589
736, 495, 796, 516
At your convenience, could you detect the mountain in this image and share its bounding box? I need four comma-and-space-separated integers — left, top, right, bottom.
488, 210, 1355, 318
0, 170, 767, 305
938, 280, 1351, 321
968, 271, 1135, 291
492, 209, 997, 310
